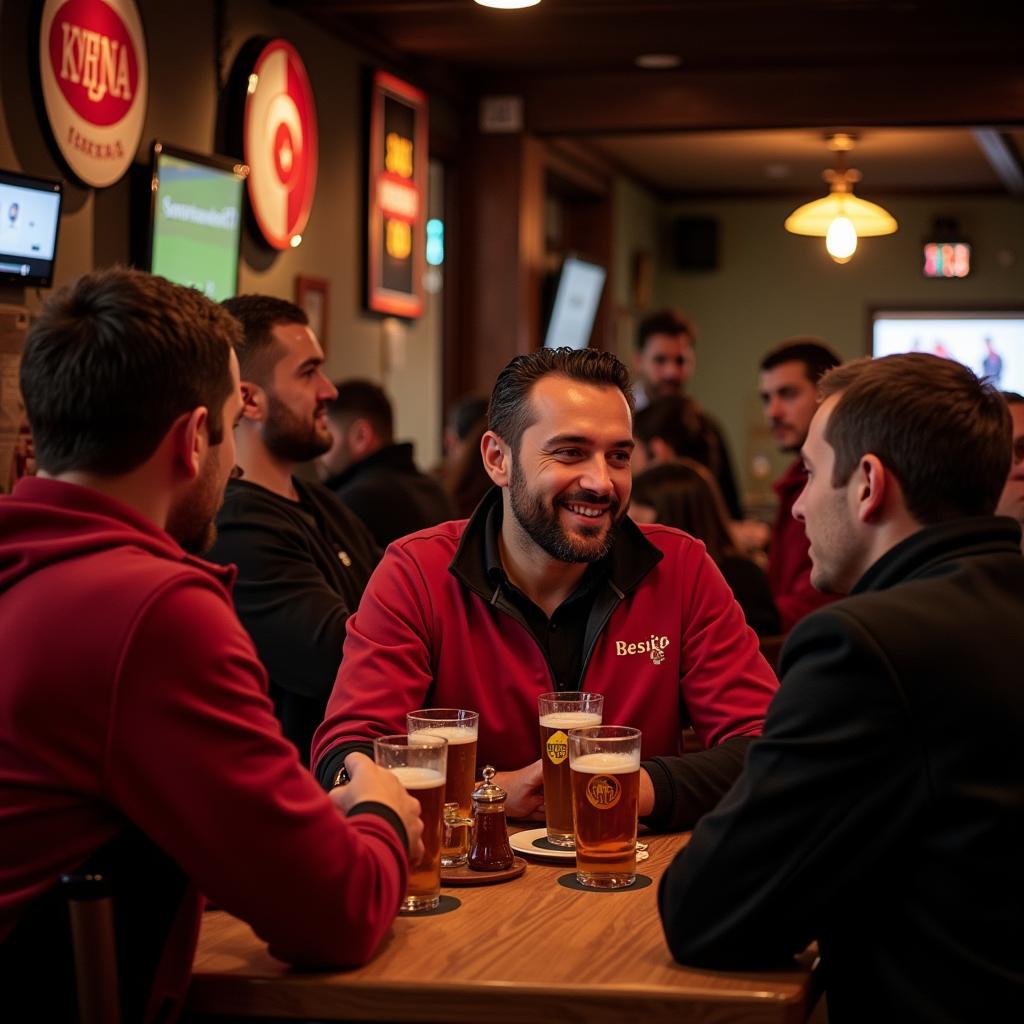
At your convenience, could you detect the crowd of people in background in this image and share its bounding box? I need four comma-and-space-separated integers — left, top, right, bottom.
1, 276, 1021, 1023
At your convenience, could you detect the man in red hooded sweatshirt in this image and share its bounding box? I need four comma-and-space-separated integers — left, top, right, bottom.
0, 268, 422, 1022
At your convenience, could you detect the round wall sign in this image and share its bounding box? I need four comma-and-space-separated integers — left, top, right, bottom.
242, 39, 318, 250
38, 0, 148, 188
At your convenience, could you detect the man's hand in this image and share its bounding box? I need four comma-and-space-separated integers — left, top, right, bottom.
493, 759, 545, 820
329, 752, 425, 864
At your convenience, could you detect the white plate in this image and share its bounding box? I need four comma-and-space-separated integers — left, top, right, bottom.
509, 827, 576, 861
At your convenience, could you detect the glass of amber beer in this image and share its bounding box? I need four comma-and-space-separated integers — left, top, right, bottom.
568, 726, 641, 889
373, 733, 447, 911
537, 691, 604, 847
407, 709, 479, 867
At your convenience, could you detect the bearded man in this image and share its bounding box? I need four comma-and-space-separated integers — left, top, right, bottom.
312, 348, 778, 828
207, 296, 380, 763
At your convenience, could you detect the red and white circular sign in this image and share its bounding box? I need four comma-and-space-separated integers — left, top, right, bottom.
243, 40, 318, 250
38, 0, 148, 188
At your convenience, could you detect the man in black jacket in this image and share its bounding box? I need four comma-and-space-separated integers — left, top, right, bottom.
207, 296, 379, 763
319, 379, 454, 547
659, 354, 1023, 1023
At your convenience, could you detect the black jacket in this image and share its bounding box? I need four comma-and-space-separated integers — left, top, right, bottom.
325, 442, 455, 548
659, 516, 1024, 1023
207, 478, 380, 762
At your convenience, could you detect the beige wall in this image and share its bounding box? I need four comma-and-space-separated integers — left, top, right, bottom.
0, 0, 444, 463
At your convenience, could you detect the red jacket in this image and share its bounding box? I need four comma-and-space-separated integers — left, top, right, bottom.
0, 479, 406, 1021
313, 504, 778, 783
767, 459, 839, 632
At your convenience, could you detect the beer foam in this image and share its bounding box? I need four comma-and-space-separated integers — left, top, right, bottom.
416, 726, 478, 744
389, 766, 446, 790
571, 752, 640, 774
539, 712, 602, 730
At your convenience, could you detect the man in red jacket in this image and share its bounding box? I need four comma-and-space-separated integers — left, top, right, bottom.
0, 268, 421, 1022
758, 339, 842, 631
313, 348, 778, 831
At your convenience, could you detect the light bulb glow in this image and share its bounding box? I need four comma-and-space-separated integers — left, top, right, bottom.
826, 217, 857, 263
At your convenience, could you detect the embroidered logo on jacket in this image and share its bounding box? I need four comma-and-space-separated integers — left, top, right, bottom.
615, 635, 670, 665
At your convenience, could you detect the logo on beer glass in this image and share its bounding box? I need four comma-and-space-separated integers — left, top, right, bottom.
586, 774, 622, 810
545, 730, 569, 765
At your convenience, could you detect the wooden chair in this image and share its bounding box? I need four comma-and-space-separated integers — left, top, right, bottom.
62, 873, 121, 1024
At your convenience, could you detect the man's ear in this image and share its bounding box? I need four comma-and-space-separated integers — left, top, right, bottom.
649, 437, 674, 464
854, 454, 889, 523
239, 380, 264, 422
169, 407, 208, 482
348, 417, 375, 457
481, 430, 511, 487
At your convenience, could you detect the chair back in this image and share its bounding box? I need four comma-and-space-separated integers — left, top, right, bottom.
62, 873, 121, 1024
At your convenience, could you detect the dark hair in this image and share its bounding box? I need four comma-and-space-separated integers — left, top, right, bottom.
448, 394, 489, 441
631, 460, 736, 564
633, 395, 711, 465
488, 348, 633, 454
760, 338, 841, 383
819, 354, 1011, 522
636, 309, 696, 352
1002, 391, 1024, 406
328, 379, 394, 441
21, 267, 239, 476
221, 294, 307, 386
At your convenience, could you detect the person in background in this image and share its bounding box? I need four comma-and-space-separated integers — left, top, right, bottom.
438, 393, 493, 517
757, 338, 842, 631
631, 460, 780, 636
313, 347, 778, 832
0, 269, 420, 1022
206, 296, 379, 764
633, 310, 742, 518
996, 390, 1024, 551
318, 379, 455, 547
660, 354, 1022, 1023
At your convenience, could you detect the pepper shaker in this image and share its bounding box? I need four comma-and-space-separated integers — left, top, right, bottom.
467, 765, 515, 871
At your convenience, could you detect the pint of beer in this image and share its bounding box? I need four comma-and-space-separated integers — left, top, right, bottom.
373, 733, 447, 912
568, 726, 641, 889
537, 692, 604, 847
407, 709, 479, 867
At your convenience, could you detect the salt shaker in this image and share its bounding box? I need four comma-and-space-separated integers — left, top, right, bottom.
467, 765, 515, 871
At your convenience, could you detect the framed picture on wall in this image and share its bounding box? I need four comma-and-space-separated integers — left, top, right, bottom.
295, 275, 330, 353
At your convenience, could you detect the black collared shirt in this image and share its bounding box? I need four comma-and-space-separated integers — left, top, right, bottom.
482, 501, 609, 691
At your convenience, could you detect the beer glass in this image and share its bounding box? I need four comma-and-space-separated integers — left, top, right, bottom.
373, 733, 447, 911
537, 691, 604, 847
568, 726, 641, 889
407, 708, 479, 867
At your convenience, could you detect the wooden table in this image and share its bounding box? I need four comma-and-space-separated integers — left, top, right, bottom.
187, 831, 816, 1023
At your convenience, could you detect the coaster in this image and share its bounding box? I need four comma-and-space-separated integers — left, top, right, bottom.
557, 872, 653, 893
509, 827, 575, 862
441, 857, 527, 886
398, 894, 462, 917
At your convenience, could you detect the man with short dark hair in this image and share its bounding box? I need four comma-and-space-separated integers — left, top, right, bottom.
996, 391, 1024, 552
318, 379, 454, 547
758, 338, 842, 630
633, 310, 742, 518
207, 296, 380, 763
313, 347, 778, 829
0, 269, 420, 1021
660, 354, 1023, 1022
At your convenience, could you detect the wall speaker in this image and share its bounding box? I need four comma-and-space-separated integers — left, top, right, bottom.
671, 217, 718, 271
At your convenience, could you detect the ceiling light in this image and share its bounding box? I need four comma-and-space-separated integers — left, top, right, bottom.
474, 0, 542, 9
785, 133, 897, 264
635, 53, 681, 70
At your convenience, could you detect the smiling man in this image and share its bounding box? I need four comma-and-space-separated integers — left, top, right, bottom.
758, 338, 842, 630
313, 348, 778, 829
207, 296, 380, 763
660, 354, 1023, 1022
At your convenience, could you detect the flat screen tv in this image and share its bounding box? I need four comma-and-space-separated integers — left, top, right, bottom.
871, 308, 1024, 394
146, 143, 247, 301
0, 169, 63, 287
543, 256, 606, 350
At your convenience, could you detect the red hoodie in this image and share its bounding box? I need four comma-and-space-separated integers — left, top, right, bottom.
0, 479, 406, 1021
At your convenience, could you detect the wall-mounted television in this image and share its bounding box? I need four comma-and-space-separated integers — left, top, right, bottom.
0, 169, 63, 287
146, 143, 247, 301
543, 255, 606, 350
871, 308, 1024, 394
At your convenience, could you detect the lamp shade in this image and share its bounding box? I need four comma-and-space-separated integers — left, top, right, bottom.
785, 191, 897, 237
